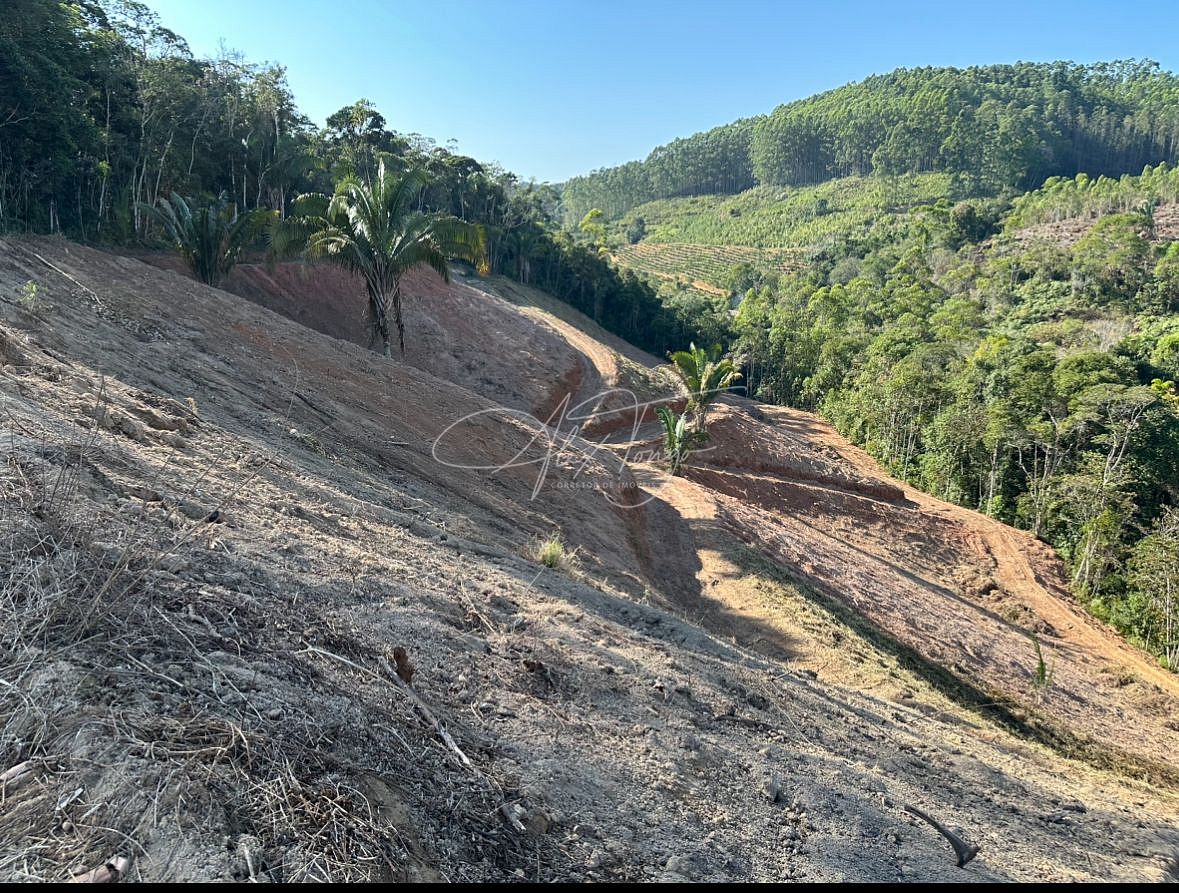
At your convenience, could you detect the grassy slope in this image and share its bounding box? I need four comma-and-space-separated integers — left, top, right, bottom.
607, 173, 955, 287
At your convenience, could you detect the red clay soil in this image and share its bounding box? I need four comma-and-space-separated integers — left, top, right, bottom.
668, 401, 1179, 776
143, 248, 1179, 779
139, 254, 671, 423
3, 237, 1178, 882
13, 242, 662, 601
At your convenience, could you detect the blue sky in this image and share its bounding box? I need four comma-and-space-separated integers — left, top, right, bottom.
144, 0, 1179, 183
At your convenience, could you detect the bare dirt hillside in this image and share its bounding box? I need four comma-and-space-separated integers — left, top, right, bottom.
645, 403, 1179, 772
1, 236, 1177, 883
138, 253, 675, 425
1008, 200, 1179, 248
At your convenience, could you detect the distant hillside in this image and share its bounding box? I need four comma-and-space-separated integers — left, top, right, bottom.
583, 145, 1179, 673
726, 164, 1179, 669
600, 174, 968, 345
563, 60, 1179, 225
614, 173, 954, 253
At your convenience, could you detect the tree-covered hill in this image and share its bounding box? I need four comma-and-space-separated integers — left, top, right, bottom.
574, 149, 1179, 673
562, 118, 758, 222
721, 164, 1179, 666
573, 72, 1179, 668
562, 60, 1179, 225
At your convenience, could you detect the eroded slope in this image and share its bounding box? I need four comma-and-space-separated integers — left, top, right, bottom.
0, 237, 1176, 883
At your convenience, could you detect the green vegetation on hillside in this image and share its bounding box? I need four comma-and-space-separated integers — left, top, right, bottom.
725, 168, 1179, 665
752, 61, 1179, 190
578, 96, 1179, 667
562, 119, 757, 222
563, 61, 1179, 225
615, 174, 956, 250
0, 0, 705, 356
1005, 164, 1179, 230
141, 193, 274, 287
611, 243, 805, 289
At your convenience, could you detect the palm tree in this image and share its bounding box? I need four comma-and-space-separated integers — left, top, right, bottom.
271, 161, 487, 356
667, 342, 743, 430
142, 193, 274, 287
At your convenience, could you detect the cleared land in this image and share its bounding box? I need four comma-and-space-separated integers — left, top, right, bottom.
0, 237, 1176, 881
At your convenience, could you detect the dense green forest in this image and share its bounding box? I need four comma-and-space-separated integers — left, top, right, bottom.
716, 166, 1179, 666
0, 0, 703, 354
563, 61, 1179, 225
562, 118, 757, 221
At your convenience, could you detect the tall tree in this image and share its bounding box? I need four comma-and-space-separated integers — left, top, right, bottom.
272, 162, 487, 356
1129, 509, 1179, 668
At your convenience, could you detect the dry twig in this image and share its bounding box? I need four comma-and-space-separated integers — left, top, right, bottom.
904, 803, 980, 867
378, 655, 472, 770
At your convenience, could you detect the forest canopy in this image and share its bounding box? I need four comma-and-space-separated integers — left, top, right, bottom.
724, 167, 1179, 665
561, 60, 1179, 225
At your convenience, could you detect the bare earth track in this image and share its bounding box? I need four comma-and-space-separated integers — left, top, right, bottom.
0, 236, 1176, 882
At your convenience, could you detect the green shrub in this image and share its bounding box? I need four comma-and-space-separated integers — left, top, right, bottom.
656, 406, 709, 476
17, 280, 39, 309
1030, 633, 1055, 692
530, 533, 580, 573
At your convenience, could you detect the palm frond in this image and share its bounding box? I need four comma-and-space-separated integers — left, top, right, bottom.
140, 193, 269, 287
259, 165, 487, 355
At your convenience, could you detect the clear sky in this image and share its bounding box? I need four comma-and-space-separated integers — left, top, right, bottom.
143, 0, 1179, 183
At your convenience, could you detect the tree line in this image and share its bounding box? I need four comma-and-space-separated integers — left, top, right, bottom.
562, 119, 757, 224
561, 60, 1179, 225
0, 0, 702, 356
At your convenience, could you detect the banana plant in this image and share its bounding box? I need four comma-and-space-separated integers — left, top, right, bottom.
656, 405, 709, 476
